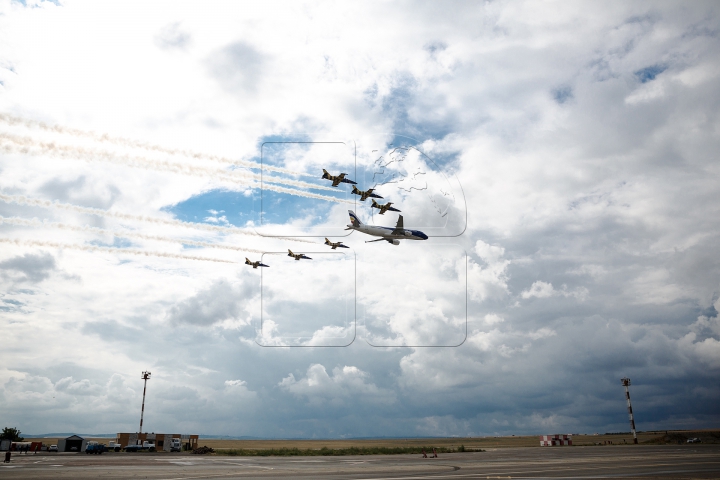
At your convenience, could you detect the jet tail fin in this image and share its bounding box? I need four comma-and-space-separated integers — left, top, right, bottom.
245, 258, 251, 265
348, 210, 362, 227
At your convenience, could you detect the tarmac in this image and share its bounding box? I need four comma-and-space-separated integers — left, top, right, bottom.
1, 445, 719, 479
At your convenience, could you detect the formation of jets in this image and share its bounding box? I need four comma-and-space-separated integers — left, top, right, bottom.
370, 199, 401, 215
351, 186, 383, 201
322, 169, 357, 187
324, 238, 349, 249
288, 249, 312, 261
245, 258, 269, 268
246, 168, 428, 269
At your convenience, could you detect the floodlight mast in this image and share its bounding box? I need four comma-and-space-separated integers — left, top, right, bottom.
621, 377, 638, 444
139, 371, 151, 442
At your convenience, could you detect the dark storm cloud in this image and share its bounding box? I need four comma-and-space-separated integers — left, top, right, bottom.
0, 252, 56, 283
205, 41, 264, 93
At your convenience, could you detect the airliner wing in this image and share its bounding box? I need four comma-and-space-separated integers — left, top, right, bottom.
391, 215, 404, 235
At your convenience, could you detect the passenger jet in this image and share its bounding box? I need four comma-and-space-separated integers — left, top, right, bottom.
345, 210, 428, 245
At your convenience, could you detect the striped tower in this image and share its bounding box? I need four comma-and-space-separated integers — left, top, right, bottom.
621, 378, 638, 444
139, 371, 151, 443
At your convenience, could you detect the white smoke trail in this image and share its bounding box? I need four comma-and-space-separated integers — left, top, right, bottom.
0, 132, 344, 198
0, 112, 315, 178
0, 194, 318, 244
0, 237, 236, 264
0, 216, 267, 254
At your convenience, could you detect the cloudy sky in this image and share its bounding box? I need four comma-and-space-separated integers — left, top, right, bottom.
1, 0, 719, 438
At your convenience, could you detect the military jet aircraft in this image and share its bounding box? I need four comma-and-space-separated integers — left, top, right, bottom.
324, 238, 349, 249
371, 199, 401, 215
322, 169, 357, 187
351, 185, 383, 201
245, 258, 269, 268
345, 210, 427, 245
288, 249, 312, 260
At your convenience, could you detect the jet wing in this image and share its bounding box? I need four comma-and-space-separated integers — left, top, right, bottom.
331, 178, 342, 187
391, 215, 404, 235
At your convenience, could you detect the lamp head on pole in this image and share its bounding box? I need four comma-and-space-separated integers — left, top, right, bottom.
141, 371, 151, 380
621, 377, 631, 387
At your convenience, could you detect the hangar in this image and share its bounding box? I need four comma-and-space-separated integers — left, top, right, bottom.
57, 435, 86, 452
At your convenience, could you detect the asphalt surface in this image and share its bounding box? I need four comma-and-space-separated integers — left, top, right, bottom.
1, 445, 719, 479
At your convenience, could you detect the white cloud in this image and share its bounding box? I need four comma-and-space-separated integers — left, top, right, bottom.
0, 0, 719, 437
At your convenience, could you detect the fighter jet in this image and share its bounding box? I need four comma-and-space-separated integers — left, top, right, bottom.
288, 249, 312, 260
245, 258, 269, 269
345, 210, 427, 245
351, 186, 383, 201
322, 169, 357, 187
324, 238, 349, 249
371, 199, 401, 215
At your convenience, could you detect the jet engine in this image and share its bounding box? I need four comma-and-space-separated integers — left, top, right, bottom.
390, 239, 400, 245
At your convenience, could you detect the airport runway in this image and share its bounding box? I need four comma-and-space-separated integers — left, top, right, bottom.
1, 445, 719, 479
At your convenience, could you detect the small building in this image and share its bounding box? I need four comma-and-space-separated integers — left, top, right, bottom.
57, 435, 86, 452
116, 433, 199, 452
540, 434, 572, 446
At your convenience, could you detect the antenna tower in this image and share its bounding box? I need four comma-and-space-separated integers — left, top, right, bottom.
621, 377, 638, 444
139, 371, 151, 441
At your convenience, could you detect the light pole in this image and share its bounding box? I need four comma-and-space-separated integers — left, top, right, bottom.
139, 371, 151, 443
621, 378, 638, 444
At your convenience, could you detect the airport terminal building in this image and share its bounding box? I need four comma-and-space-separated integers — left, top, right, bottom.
116, 433, 199, 451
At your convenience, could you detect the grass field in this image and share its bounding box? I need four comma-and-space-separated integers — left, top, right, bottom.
24, 430, 719, 455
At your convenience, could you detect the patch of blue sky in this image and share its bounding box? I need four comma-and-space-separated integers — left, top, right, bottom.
635, 64, 667, 83
12, 0, 61, 6
89, 237, 133, 248
164, 189, 258, 227
259, 135, 313, 168
259, 189, 333, 226
380, 77, 457, 145
374, 135, 459, 174
552, 85, 573, 104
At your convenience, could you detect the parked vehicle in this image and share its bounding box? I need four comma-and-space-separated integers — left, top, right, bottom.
85, 442, 107, 454
107, 442, 122, 452
124, 441, 155, 452
48, 445, 58, 452
687, 438, 701, 443
170, 438, 182, 452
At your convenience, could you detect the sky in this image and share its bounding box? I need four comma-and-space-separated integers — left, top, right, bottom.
0, 0, 719, 438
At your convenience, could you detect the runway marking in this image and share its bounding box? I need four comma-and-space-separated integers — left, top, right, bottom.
354, 460, 720, 480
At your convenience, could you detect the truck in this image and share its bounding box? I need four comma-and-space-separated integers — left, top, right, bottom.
85, 442, 107, 454
170, 438, 182, 452
107, 442, 122, 452
124, 441, 155, 452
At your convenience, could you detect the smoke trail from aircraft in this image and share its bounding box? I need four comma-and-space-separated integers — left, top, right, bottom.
0, 216, 267, 254
0, 112, 315, 177
0, 237, 236, 264
0, 133, 342, 198
0, 194, 317, 244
